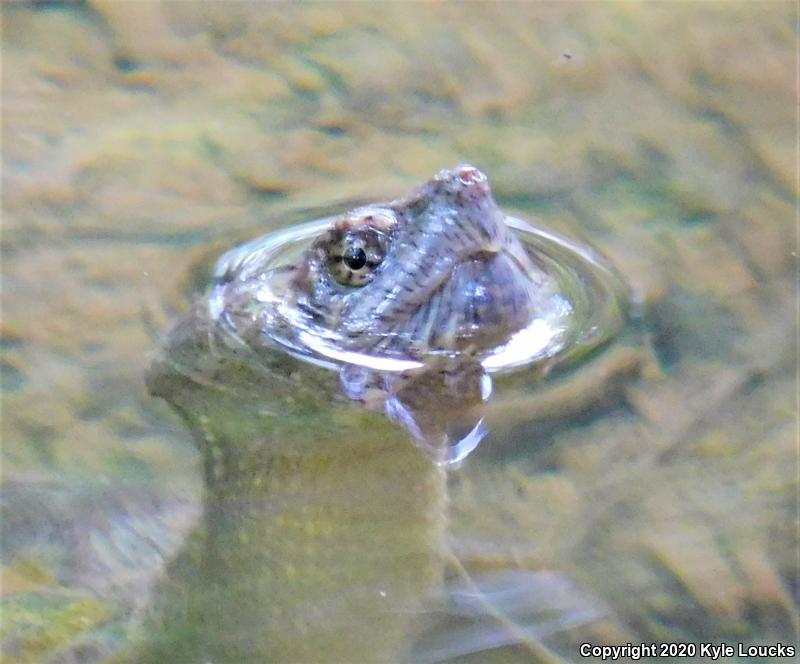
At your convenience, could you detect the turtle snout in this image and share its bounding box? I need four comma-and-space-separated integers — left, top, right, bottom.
454, 165, 490, 195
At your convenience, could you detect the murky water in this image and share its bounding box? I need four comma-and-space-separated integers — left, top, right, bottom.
2, 3, 797, 663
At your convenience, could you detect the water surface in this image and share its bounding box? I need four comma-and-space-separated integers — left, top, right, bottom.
1, 3, 796, 662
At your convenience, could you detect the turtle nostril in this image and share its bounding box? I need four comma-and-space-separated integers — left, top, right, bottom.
456, 166, 488, 190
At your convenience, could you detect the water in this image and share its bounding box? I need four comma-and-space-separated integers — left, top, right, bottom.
2, 3, 796, 663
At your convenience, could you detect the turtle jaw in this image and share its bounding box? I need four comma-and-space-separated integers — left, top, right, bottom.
374, 244, 540, 358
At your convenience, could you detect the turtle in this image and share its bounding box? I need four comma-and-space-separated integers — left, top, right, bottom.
112, 165, 629, 663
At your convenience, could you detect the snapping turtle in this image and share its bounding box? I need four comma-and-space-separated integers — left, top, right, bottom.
122, 165, 627, 663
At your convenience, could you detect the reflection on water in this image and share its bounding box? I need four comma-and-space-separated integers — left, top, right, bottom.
2, 2, 796, 663
141, 320, 449, 663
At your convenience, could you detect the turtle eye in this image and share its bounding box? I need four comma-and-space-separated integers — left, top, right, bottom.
328, 232, 384, 287
343, 246, 367, 271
